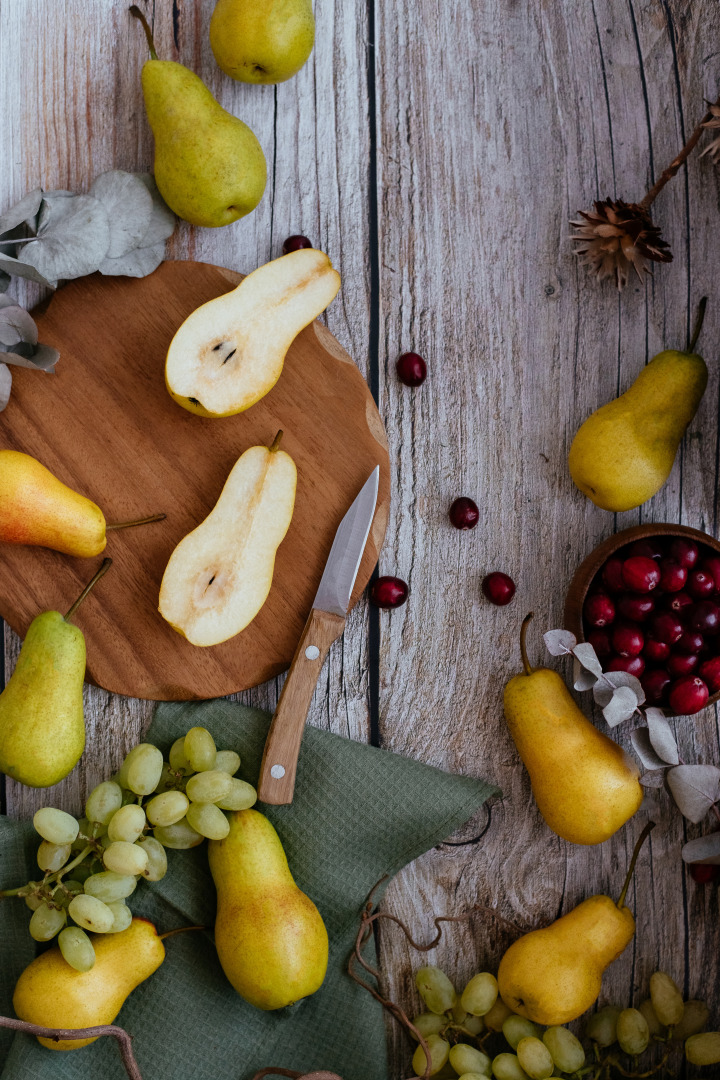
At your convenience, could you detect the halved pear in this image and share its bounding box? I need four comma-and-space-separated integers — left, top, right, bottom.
158, 433, 296, 646
165, 249, 341, 417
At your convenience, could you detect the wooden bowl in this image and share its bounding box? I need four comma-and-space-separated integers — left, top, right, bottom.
564, 523, 720, 712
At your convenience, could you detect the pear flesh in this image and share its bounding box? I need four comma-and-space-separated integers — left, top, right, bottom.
159, 439, 296, 646
210, 0, 315, 84
165, 249, 341, 417
13, 918, 165, 1050
209, 809, 329, 1010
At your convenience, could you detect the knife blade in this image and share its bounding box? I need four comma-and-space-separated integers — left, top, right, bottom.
313, 465, 380, 617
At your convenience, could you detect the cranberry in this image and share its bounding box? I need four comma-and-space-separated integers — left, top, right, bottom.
664, 590, 693, 615
629, 539, 664, 560
644, 637, 670, 663
689, 863, 720, 884
449, 497, 479, 530
667, 652, 699, 677
651, 612, 684, 645
282, 234, 313, 254
584, 593, 616, 628
690, 601, 720, 636
607, 654, 645, 677
702, 555, 720, 591
699, 655, 720, 693
659, 559, 688, 593
688, 569, 716, 599
668, 675, 709, 715
641, 668, 671, 704
676, 630, 705, 655
622, 556, 661, 593
368, 576, 408, 609
670, 537, 700, 569
482, 572, 515, 606
611, 623, 644, 657
602, 557, 625, 594
617, 594, 655, 622
396, 352, 427, 387
587, 628, 612, 658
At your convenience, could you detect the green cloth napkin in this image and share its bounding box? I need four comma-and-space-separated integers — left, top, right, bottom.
0, 700, 498, 1080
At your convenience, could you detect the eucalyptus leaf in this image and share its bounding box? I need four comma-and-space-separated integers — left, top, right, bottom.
0, 363, 10, 410
134, 173, 176, 245
0, 188, 42, 238
0, 295, 18, 310
0, 304, 38, 347
640, 772, 666, 788
682, 833, 720, 866
90, 171, 153, 259
630, 728, 670, 771
593, 669, 645, 708
645, 708, 679, 766
543, 629, 576, 656
21, 193, 110, 281
572, 641, 603, 676
99, 240, 165, 278
0, 270, 10, 292
0, 344, 59, 372
573, 657, 598, 691
667, 764, 720, 823
0, 249, 55, 288
602, 685, 640, 727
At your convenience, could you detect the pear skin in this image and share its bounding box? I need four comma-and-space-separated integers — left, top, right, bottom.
210, 0, 315, 84
568, 348, 707, 512
208, 809, 328, 1010
13, 918, 165, 1050
0, 451, 105, 557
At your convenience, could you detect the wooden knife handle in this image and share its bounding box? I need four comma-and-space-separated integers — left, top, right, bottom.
258, 608, 346, 805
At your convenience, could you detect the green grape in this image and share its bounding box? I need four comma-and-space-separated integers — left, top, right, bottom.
585, 1005, 621, 1047
616, 1008, 649, 1055
685, 1032, 720, 1065
184, 726, 216, 772
649, 971, 684, 1027
33, 807, 79, 846
449, 1042, 491, 1075
126, 743, 164, 796
214, 750, 241, 775
463, 1014, 485, 1036
484, 999, 514, 1032
71, 818, 91, 850
59, 880, 84, 903
121, 786, 138, 806
58, 926, 95, 972
216, 778, 257, 811
673, 1000, 709, 1041
412, 1033, 450, 1076
186, 801, 230, 840
491, 1053, 529, 1080
460, 972, 499, 1017
145, 790, 189, 827
185, 769, 232, 804
154, 817, 204, 849
137, 836, 168, 881
24, 888, 43, 911
106, 900, 133, 934
37, 840, 72, 873
456, 1074, 491, 1080
638, 998, 664, 1037
68, 893, 115, 933
542, 1027, 585, 1073
516, 1037, 553, 1080
29, 902, 67, 941
103, 840, 148, 876
107, 803, 146, 843
169, 736, 192, 772
411, 1013, 446, 1040
154, 761, 175, 792
452, 1003, 468, 1024
86, 780, 123, 824
416, 966, 458, 1015
502, 1015, 540, 1050
71, 862, 95, 885
84, 871, 137, 903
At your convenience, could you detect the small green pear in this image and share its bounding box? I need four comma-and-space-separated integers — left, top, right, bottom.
131, 6, 266, 228
210, 0, 315, 84
569, 299, 708, 512
0, 559, 112, 788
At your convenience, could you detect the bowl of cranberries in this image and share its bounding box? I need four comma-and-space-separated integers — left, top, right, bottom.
564, 525, 720, 715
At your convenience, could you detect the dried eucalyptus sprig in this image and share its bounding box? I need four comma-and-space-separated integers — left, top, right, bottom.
0, 294, 59, 411
701, 103, 720, 164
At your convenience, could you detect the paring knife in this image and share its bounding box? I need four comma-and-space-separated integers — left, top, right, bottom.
258, 465, 380, 805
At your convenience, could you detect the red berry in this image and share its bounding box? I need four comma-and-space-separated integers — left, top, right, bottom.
644, 637, 670, 663
690, 601, 720, 636
664, 590, 693, 615
667, 652, 699, 677
689, 863, 720, 884
622, 556, 661, 593
676, 630, 705, 655
698, 655, 720, 693
651, 612, 684, 645
587, 628, 612, 658
670, 537, 700, 569
282, 234, 313, 254
688, 569, 716, 599
629, 539, 663, 560
668, 675, 709, 715
617, 594, 655, 622
607, 654, 645, 677
584, 593, 616, 628
482, 572, 515, 606
641, 668, 671, 705
659, 559, 688, 593
396, 352, 427, 387
611, 623, 644, 657
448, 497, 479, 530
702, 554, 720, 591
601, 557, 625, 594
369, 576, 408, 609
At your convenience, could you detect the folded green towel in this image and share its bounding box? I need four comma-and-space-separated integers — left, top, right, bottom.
0, 700, 498, 1080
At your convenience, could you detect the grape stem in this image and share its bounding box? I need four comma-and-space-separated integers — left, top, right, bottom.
0, 1016, 144, 1079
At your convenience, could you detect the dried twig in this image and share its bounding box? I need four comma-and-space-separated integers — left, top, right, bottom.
641, 94, 720, 209
0, 1016, 143, 1079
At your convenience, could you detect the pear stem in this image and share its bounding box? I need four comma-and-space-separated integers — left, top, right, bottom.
519, 612, 535, 676
105, 512, 166, 531
617, 821, 655, 909
269, 430, 284, 452
158, 925, 206, 941
64, 558, 112, 623
687, 296, 708, 353
129, 5, 158, 61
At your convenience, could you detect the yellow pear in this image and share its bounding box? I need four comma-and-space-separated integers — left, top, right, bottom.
210, 0, 315, 84
13, 918, 165, 1050
498, 824, 653, 1025
568, 300, 708, 512
159, 433, 296, 646
208, 809, 328, 1010
503, 615, 642, 845
165, 248, 340, 417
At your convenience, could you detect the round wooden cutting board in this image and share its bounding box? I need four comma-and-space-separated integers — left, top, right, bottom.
0, 262, 389, 700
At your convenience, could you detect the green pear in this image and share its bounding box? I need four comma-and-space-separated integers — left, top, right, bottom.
0, 559, 112, 788
131, 6, 266, 228
568, 300, 708, 512
210, 0, 315, 84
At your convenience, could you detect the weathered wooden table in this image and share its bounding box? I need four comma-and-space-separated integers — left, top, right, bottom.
1, 1, 719, 1075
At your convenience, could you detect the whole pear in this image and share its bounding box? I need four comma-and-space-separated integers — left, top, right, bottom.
208, 809, 328, 1009
210, 0, 315, 84
569, 301, 708, 512
131, 6, 266, 228
504, 615, 642, 845
13, 918, 165, 1050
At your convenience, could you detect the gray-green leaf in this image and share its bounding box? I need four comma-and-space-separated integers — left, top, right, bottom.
21, 193, 110, 282
90, 171, 153, 259
99, 240, 165, 278
0, 363, 11, 410
0, 304, 38, 347
0, 270, 10, 292
0, 188, 43, 237
0, 343, 59, 372
630, 728, 669, 771
134, 173, 176, 245
0, 249, 55, 288
682, 833, 720, 865
667, 764, 720, 823
645, 708, 679, 766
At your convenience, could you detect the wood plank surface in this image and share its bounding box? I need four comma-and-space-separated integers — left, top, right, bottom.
0, 0, 719, 1077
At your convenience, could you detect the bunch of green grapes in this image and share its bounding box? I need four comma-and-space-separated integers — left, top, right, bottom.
3, 726, 256, 975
